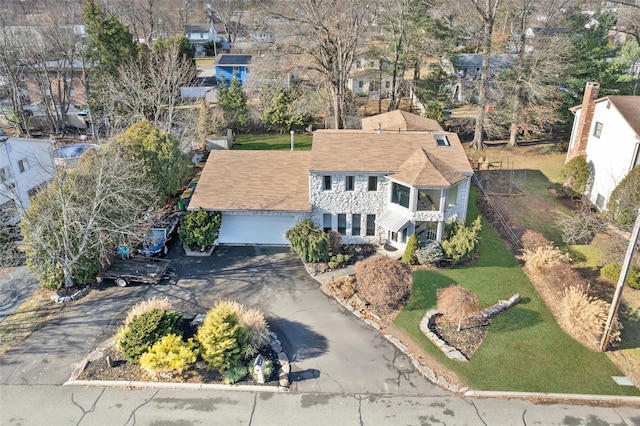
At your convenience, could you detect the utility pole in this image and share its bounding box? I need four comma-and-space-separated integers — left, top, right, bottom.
600, 209, 640, 351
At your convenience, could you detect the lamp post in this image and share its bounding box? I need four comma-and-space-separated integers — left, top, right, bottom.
600, 209, 640, 351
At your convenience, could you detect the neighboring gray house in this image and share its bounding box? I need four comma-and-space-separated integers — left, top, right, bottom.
450, 53, 517, 102
189, 112, 473, 247
0, 137, 55, 224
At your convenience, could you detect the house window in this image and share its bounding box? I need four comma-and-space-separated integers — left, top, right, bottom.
18, 159, 29, 173
358, 81, 364, 88
435, 135, 450, 146
385, 81, 390, 89
338, 214, 346, 235
391, 182, 410, 208
323, 214, 332, 232
418, 188, 441, 211
323, 175, 332, 190
356, 60, 362, 68
345, 176, 355, 191
44, 89, 51, 96
246, 68, 250, 74
446, 184, 458, 208
366, 214, 376, 236
368, 176, 377, 191
369, 61, 375, 68
0, 167, 9, 182
70, 90, 75, 96
593, 121, 603, 138
595, 193, 605, 209
28, 182, 46, 198
352, 214, 361, 236
233, 66, 239, 74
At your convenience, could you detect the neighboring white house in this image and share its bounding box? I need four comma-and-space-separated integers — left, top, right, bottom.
0, 137, 55, 224
566, 82, 640, 210
348, 55, 393, 96
189, 111, 473, 247
185, 23, 218, 57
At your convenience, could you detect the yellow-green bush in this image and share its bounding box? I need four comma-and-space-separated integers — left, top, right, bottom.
601, 263, 640, 289
196, 301, 248, 372
139, 334, 198, 377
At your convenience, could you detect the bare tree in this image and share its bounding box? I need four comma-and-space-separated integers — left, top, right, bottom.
0, 25, 31, 135
98, 45, 197, 135
206, 0, 254, 50
466, 0, 502, 150
21, 146, 157, 288
270, 0, 377, 129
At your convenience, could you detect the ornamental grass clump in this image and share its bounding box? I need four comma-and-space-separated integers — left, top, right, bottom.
519, 244, 571, 271
559, 285, 621, 349
124, 296, 173, 326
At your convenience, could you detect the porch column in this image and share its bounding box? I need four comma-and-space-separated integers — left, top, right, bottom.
436, 220, 444, 242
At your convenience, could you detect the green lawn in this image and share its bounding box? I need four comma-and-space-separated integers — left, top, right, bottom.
394, 187, 640, 395
233, 134, 312, 151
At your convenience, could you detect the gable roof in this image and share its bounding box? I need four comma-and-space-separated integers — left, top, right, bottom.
390, 148, 468, 187
189, 151, 312, 212
361, 110, 443, 132
310, 130, 473, 181
607, 96, 640, 135
451, 53, 517, 68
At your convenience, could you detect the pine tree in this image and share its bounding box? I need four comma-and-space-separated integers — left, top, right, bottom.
196, 302, 248, 372
217, 76, 249, 133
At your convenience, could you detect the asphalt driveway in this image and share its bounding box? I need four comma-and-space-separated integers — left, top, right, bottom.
0, 244, 446, 396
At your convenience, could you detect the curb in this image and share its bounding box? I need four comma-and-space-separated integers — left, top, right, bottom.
64, 379, 289, 393
315, 270, 640, 406
464, 390, 640, 405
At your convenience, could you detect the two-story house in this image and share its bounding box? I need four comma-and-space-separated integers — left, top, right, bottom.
348, 55, 393, 97
0, 137, 55, 224
189, 111, 473, 247
565, 82, 640, 210
185, 23, 219, 57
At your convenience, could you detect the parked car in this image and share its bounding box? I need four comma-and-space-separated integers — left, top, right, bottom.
139, 215, 179, 257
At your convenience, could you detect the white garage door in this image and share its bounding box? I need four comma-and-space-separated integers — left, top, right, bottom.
218, 214, 298, 245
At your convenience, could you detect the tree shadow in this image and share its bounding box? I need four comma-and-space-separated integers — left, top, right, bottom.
268, 318, 328, 362
488, 308, 543, 333
617, 301, 640, 350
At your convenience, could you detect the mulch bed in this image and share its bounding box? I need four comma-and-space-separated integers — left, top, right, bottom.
78, 344, 280, 385
429, 315, 489, 359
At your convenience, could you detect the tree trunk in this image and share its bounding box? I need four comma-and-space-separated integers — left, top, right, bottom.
330, 84, 342, 129
471, 17, 494, 151
508, 5, 529, 147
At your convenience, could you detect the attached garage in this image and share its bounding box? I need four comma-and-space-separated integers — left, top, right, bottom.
218, 213, 299, 245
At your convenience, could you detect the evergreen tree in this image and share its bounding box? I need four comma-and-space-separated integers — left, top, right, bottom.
217, 77, 249, 133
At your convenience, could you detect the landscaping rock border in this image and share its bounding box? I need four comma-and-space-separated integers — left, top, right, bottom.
418, 294, 521, 362
50, 285, 91, 303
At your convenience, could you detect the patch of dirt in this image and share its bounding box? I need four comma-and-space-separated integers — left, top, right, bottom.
78, 343, 280, 386
429, 315, 489, 359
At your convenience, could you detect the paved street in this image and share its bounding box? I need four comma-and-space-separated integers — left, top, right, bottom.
0, 266, 40, 323
1, 245, 639, 424
2, 385, 639, 425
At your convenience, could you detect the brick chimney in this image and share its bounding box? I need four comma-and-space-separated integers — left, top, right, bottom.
567, 82, 600, 162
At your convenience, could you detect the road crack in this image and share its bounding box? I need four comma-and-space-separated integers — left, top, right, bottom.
72, 388, 105, 426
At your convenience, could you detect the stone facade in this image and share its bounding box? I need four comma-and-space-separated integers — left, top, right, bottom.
310, 172, 472, 246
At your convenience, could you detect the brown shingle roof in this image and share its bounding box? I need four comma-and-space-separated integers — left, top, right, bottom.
607, 96, 640, 135
361, 110, 443, 132
189, 151, 312, 212
310, 130, 473, 178
390, 148, 469, 187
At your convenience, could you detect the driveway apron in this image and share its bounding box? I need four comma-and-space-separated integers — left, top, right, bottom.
0, 245, 446, 396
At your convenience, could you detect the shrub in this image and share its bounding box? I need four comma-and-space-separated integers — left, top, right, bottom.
325, 275, 356, 299
196, 301, 249, 372
328, 253, 351, 269
355, 256, 412, 316
116, 308, 183, 364
601, 263, 640, 289
545, 263, 588, 294
437, 285, 480, 331
559, 285, 621, 349
416, 240, 444, 265
179, 208, 222, 250
555, 206, 606, 245
401, 234, 419, 265
327, 230, 342, 255
441, 217, 482, 265
560, 155, 589, 197
125, 297, 173, 326
285, 219, 329, 263
519, 244, 571, 271
607, 165, 640, 229
223, 365, 248, 384
139, 334, 198, 377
